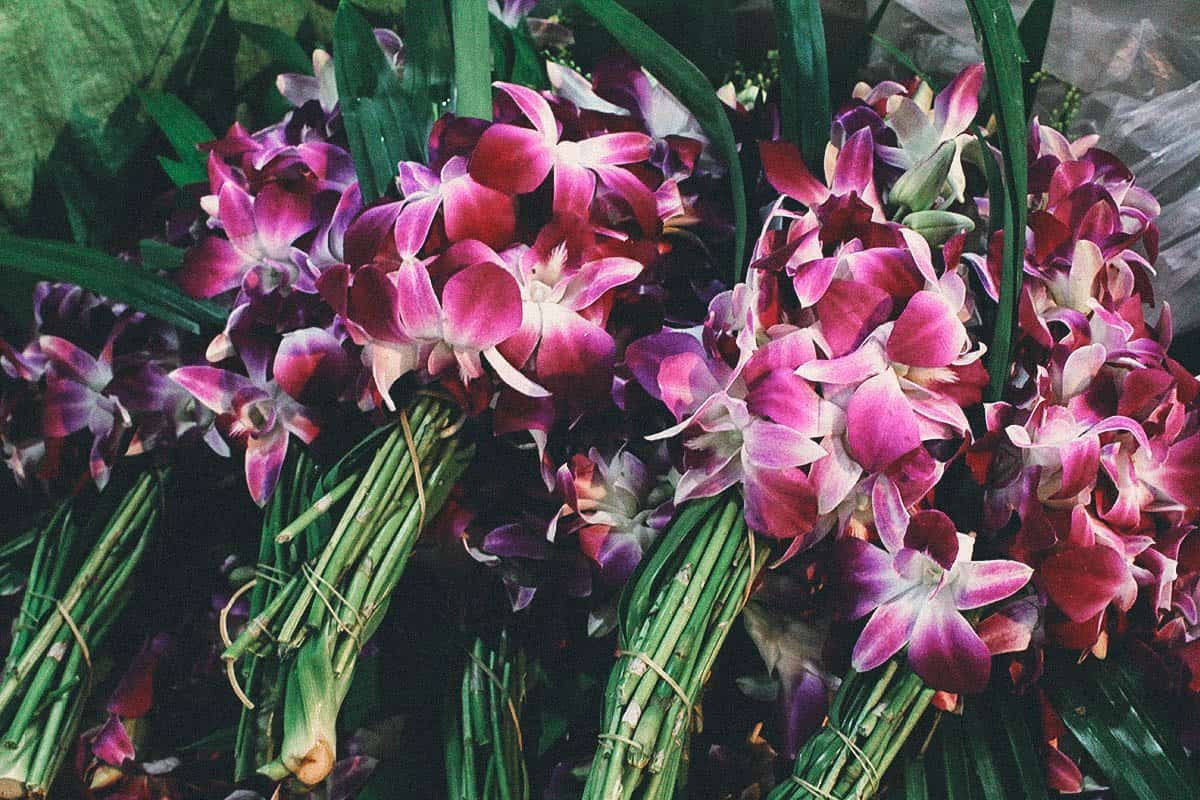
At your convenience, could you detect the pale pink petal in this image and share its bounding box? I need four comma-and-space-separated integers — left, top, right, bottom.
575, 132, 652, 166
245, 425, 289, 506
743, 420, 827, 468
851, 590, 922, 672
933, 63, 984, 139
562, 257, 643, 310
908, 600, 991, 693
552, 160, 597, 218
745, 370, 822, 436
169, 366, 250, 414
1053, 435, 1100, 500
217, 183, 256, 250
1059, 343, 1106, 399
443, 263, 523, 350
393, 260, 443, 339
950, 560, 1034, 610
871, 475, 910, 553
369, 341, 421, 409
469, 124, 554, 194
810, 435, 862, 515
675, 452, 742, 502
886, 291, 966, 368
254, 185, 316, 257
393, 195, 440, 257
846, 370, 921, 472
796, 339, 887, 385
397, 161, 439, 196
535, 305, 616, 393
483, 346, 550, 397
838, 538, 908, 619
177, 237, 248, 299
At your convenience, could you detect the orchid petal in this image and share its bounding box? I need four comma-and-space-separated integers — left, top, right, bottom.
871, 475, 910, 553
443, 263, 523, 350
950, 559, 1034, 610
846, 370, 921, 472
245, 425, 288, 506
469, 124, 554, 194
908, 600, 991, 693
177, 237, 247, 299
886, 291, 966, 368
169, 367, 250, 414
851, 591, 922, 672
759, 140, 828, 206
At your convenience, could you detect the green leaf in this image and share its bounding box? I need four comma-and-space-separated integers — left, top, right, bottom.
236, 20, 313, 74
449, 0, 493, 121
572, 0, 747, 282
402, 0, 454, 112
1017, 0, 1056, 117
773, 0, 831, 171
964, 0, 1028, 404
868, 34, 938, 91
0, 233, 227, 334
138, 90, 215, 188
509, 22, 548, 89
333, 0, 425, 202
1045, 655, 1200, 800
138, 239, 186, 272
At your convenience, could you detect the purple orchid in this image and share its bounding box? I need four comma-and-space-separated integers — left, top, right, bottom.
396, 156, 517, 249
838, 477, 1033, 692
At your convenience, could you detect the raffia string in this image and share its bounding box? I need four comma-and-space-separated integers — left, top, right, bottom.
617, 650, 692, 711
829, 724, 880, 786
54, 600, 91, 673
788, 776, 844, 800
465, 646, 526, 753
399, 409, 427, 531
218, 579, 258, 710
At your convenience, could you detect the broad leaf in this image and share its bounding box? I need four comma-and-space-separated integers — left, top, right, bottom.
0, 234, 227, 334
333, 0, 424, 202
964, 0, 1028, 403
773, 0, 831, 171
449, 0, 492, 121
401, 0, 454, 114
573, 0, 747, 282
236, 20, 313, 74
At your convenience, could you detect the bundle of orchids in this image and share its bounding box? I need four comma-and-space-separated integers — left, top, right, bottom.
0, 0, 1198, 798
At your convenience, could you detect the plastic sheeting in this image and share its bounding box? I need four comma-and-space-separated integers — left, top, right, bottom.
869, 0, 1200, 332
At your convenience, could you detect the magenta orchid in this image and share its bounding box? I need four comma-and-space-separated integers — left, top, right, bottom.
839, 478, 1033, 692
469, 82, 656, 230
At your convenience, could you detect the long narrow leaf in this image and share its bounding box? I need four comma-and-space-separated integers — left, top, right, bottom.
573, 0, 747, 281
964, 0, 1028, 403
138, 91, 215, 188
333, 0, 426, 202
449, 0, 493, 120
1045, 656, 1200, 800
402, 0, 454, 113
0, 234, 227, 334
773, 0, 831, 170
1017, 0, 1056, 117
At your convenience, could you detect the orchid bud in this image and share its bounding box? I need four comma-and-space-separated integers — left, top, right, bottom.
902, 209, 975, 245
889, 139, 956, 212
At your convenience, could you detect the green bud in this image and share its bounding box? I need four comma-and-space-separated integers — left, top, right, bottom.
901, 209, 976, 245
890, 139, 956, 212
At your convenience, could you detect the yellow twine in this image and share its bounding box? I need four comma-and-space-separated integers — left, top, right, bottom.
399, 409, 427, 532
217, 579, 259, 710
789, 776, 844, 800
617, 650, 693, 711
54, 601, 91, 673
829, 725, 879, 786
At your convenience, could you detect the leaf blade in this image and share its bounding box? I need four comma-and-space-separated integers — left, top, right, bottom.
0, 233, 227, 334
449, 0, 493, 121
964, 0, 1029, 403
773, 0, 831, 170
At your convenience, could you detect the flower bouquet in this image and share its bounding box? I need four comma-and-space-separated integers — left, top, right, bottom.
1, 0, 1199, 799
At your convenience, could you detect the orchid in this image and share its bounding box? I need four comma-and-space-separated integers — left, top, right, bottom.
839, 478, 1033, 692
469, 82, 656, 230
169, 337, 328, 504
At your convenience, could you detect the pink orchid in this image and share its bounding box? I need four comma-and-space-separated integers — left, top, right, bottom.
839, 478, 1033, 692
468, 82, 656, 230
497, 225, 643, 404
396, 156, 516, 249
321, 252, 544, 409
632, 321, 832, 540
759, 127, 884, 221
169, 335, 329, 504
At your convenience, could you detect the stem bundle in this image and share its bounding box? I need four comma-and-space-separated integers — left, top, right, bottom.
583, 493, 769, 800
0, 470, 165, 799
768, 660, 934, 800
223, 394, 474, 785
444, 635, 529, 800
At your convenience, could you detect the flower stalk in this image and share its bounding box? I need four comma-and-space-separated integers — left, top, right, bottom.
583, 493, 769, 800
224, 394, 474, 785
767, 660, 935, 800
444, 634, 530, 800
0, 469, 165, 799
